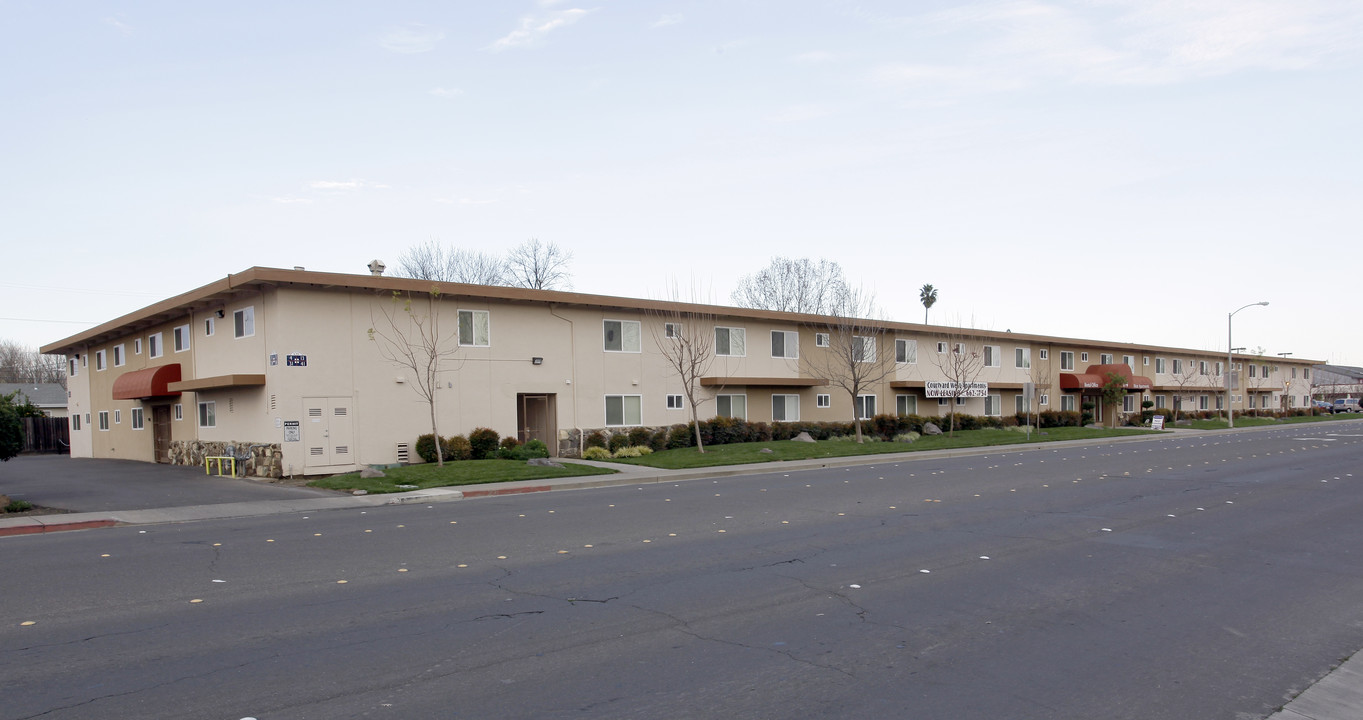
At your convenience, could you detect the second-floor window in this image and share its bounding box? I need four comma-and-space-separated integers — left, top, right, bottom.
771, 330, 798, 359
603, 320, 640, 352
459, 310, 491, 347
716, 327, 746, 357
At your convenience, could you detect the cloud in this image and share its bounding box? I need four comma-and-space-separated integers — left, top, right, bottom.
791, 50, 836, 64
651, 14, 683, 28
379, 23, 445, 54
309, 180, 364, 190
492, 8, 593, 50
766, 104, 836, 124
429, 87, 464, 98
103, 17, 133, 35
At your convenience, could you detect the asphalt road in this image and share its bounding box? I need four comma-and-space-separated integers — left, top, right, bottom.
4, 425, 1363, 719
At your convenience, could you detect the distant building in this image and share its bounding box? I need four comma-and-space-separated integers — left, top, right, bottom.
0, 383, 68, 418
1311, 365, 1363, 400
41, 266, 1320, 477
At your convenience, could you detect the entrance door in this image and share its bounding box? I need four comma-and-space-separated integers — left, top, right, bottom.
152, 406, 172, 463
517, 394, 557, 456
303, 397, 355, 469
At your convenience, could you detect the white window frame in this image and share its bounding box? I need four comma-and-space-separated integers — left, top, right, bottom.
114, 409, 121, 425
815, 332, 829, 348
1060, 351, 1074, 371
1156, 358, 1166, 374
173, 324, 191, 353
983, 345, 1001, 368
1142, 356, 1149, 366
1081, 352, 1090, 362
1122, 355, 1133, 367
1014, 347, 1030, 369
204, 317, 215, 337
98, 411, 109, 431
1173, 359, 1183, 374
174, 403, 183, 421
895, 339, 917, 364
1039, 393, 1049, 406
938, 398, 949, 407
853, 335, 876, 363
715, 327, 747, 357
603, 319, 641, 353
1155, 395, 1166, 408
199, 401, 216, 428
233, 307, 255, 339
131, 407, 145, 430
666, 394, 684, 410
1061, 395, 1076, 412
71, 414, 80, 431
134, 338, 142, 355
69, 357, 78, 376
816, 393, 831, 408
937, 342, 948, 354
148, 332, 163, 359
1199, 395, 1209, 411
459, 309, 492, 348
984, 393, 1002, 417
604, 394, 642, 427
112, 344, 125, 367
1122, 395, 1135, 413
771, 330, 798, 359
896, 394, 917, 417
1100, 353, 1113, 365
855, 394, 877, 420
665, 322, 681, 339
715, 394, 747, 420
1015, 394, 1030, 414
95, 349, 106, 371
1039, 349, 1048, 360
772, 394, 800, 422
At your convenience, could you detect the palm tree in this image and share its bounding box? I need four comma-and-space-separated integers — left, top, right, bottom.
919, 283, 938, 325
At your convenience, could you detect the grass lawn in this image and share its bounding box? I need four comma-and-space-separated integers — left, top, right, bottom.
308, 459, 618, 494
606, 426, 1163, 470
1184, 414, 1356, 430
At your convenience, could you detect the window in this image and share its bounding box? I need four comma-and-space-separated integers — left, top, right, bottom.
71, 414, 81, 431
1199, 395, 1209, 411
938, 398, 949, 407
198, 401, 216, 428
853, 336, 876, 363
715, 394, 747, 419
114, 409, 121, 424
771, 330, 798, 359
1080, 352, 1089, 362
604, 395, 642, 426
1143, 356, 1149, 366
148, 332, 162, 359
1039, 349, 1048, 360
817, 394, 830, 408
896, 395, 917, 416
1199, 361, 1209, 376
1039, 393, 1049, 406
815, 333, 829, 348
855, 395, 876, 420
135, 338, 143, 355
1172, 359, 1183, 374
1015, 394, 1030, 413
98, 411, 109, 431
1216, 395, 1224, 410
984, 394, 1001, 417
95, 349, 106, 371
131, 407, 144, 430
234, 307, 255, 338
1304, 368, 1311, 380
937, 342, 948, 354
895, 339, 917, 364
983, 345, 1000, 368
603, 319, 640, 353
1015, 347, 1030, 369
1061, 395, 1076, 412
81, 353, 87, 367
1215, 361, 1223, 376
1122, 395, 1135, 413
1156, 358, 1166, 374
1261, 364, 1270, 379
1122, 355, 1133, 367
69, 357, 78, 376
715, 327, 746, 357
174, 324, 191, 352
1249, 364, 1257, 378
1291, 367, 1297, 379
1060, 351, 1074, 371
460, 310, 492, 347
666, 394, 683, 409
112, 345, 123, 367
772, 395, 800, 422
956, 397, 967, 406
173, 403, 183, 421
665, 322, 680, 339
1100, 353, 1113, 365
204, 318, 215, 337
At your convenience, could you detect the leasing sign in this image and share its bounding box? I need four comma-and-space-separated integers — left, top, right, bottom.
924, 381, 989, 398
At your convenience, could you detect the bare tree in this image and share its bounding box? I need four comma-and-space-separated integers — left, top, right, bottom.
0, 340, 66, 388
647, 285, 716, 453
1167, 357, 1201, 423
367, 289, 462, 466
1022, 345, 1052, 429
449, 250, 507, 285
506, 238, 572, 290
919, 283, 938, 325
800, 288, 894, 443
731, 257, 850, 315
928, 332, 987, 437
394, 239, 507, 285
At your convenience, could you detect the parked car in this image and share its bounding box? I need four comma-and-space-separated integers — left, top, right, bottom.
1313, 400, 1334, 412
1333, 398, 1362, 413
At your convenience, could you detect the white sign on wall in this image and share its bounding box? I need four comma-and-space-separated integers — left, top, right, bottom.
924, 381, 989, 398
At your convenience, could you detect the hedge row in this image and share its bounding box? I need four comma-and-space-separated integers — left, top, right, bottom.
415, 428, 548, 463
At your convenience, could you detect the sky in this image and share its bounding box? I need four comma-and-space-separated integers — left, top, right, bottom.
3, 1, 1360, 366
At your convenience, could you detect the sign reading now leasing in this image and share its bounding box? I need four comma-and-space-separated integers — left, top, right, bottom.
925, 381, 990, 398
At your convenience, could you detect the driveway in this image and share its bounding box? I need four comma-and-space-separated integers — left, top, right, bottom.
0, 455, 338, 512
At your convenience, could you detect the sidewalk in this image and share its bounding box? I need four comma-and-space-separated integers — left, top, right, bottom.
1265, 651, 1363, 720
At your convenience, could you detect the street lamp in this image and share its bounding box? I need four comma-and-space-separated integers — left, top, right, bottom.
1228, 301, 1269, 429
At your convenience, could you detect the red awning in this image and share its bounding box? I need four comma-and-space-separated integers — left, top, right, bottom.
1059, 364, 1152, 392
111, 364, 182, 400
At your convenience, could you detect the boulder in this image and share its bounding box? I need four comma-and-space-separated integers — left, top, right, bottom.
791, 432, 816, 443
922, 422, 942, 436
759, 448, 774, 454
352, 489, 368, 496
360, 467, 386, 479
528, 458, 564, 468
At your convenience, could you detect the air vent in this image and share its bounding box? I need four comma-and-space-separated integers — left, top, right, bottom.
334, 445, 348, 455
395, 442, 411, 464
334, 407, 347, 416
270, 394, 277, 411
308, 408, 322, 418
310, 447, 324, 456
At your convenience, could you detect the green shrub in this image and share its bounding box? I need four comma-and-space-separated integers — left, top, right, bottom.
894, 432, 919, 443
585, 430, 608, 449
468, 427, 500, 460
415, 434, 441, 463
582, 446, 612, 460
628, 427, 652, 447
612, 446, 643, 458
667, 424, 693, 449
4, 499, 33, 513
444, 435, 472, 461
500, 436, 521, 451
649, 428, 669, 451
521, 439, 549, 459
608, 432, 630, 453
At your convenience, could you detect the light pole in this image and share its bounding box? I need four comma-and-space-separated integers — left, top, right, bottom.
1228, 301, 1269, 428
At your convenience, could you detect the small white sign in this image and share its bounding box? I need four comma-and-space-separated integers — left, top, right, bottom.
924, 381, 989, 398
283, 420, 301, 442
1151, 415, 1165, 430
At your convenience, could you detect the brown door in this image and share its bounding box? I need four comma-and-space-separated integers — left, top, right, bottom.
152, 406, 172, 463
517, 394, 557, 456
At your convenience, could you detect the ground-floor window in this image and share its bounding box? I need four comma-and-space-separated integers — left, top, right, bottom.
666, 394, 683, 410
1015, 394, 1030, 414
1122, 395, 1135, 413
984, 394, 1001, 417
1039, 394, 1048, 406
855, 395, 876, 420
199, 401, 216, 428
896, 395, 916, 416
817, 394, 830, 408
1215, 395, 1224, 410
772, 394, 800, 422
1061, 395, 1076, 412
174, 403, 183, 421
716, 394, 746, 420
1199, 395, 1209, 411
131, 407, 145, 430
98, 411, 109, 431
605, 395, 642, 426
1154, 394, 1166, 408
71, 414, 81, 431
114, 409, 121, 425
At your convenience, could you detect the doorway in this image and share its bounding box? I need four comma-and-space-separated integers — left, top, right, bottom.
517, 394, 557, 456
303, 397, 355, 469
152, 405, 172, 463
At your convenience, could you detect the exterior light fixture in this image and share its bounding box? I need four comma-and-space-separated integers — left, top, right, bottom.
1227, 301, 1269, 429
532, 357, 543, 365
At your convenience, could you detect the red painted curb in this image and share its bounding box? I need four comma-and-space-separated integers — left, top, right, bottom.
0, 520, 117, 537
461, 485, 551, 498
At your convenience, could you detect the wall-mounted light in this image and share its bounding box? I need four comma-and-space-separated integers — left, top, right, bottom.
216, 309, 225, 318
532, 357, 543, 365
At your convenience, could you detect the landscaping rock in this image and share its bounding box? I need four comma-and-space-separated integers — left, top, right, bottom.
528, 458, 564, 468
922, 422, 942, 436
759, 448, 773, 454
360, 467, 386, 479
791, 432, 816, 443
352, 489, 368, 496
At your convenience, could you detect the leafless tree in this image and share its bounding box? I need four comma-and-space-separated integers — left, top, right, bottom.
0, 339, 66, 388
394, 239, 507, 285
1167, 357, 1202, 423
799, 288, 893, 443
731, 257, 850, 316
928, 331, 987, 437
506, 238, 573, 290
1022, 345, 1052, 429
647, 285, 717, 453
367, 289, 462, 466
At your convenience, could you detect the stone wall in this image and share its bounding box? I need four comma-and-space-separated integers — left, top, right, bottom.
169, 440, 283, 479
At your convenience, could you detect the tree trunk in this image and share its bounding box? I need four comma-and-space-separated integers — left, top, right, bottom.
429, 400, 444, 467
690, 402, 705, 453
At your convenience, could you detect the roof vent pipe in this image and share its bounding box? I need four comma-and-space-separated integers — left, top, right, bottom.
368, 259, 386, 276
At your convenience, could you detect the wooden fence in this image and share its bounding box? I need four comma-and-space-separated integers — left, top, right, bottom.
22, 417, 69, 454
